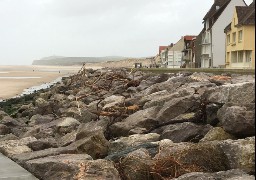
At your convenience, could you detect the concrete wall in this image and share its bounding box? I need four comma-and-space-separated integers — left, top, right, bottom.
212, 0, 246, 67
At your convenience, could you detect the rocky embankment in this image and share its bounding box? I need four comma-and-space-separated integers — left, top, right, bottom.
0, 68, 255, 180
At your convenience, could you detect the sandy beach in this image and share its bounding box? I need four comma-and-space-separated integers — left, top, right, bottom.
0, 65, 83, 100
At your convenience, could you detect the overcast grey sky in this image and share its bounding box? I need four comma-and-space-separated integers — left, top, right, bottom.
0, 0, 253, 65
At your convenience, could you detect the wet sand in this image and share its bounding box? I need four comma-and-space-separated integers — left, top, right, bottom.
0, 65, 83, 100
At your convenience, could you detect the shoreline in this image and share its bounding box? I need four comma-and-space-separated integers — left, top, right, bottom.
0, 65, 81, 100
0, 65, 102, 101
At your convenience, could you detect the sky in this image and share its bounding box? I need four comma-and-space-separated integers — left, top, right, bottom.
0, 0, 253, 65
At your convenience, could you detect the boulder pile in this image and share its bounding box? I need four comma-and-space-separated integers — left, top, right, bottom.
0, 67, 255, 180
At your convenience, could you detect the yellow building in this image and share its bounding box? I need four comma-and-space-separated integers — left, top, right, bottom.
224, 1, 255, 69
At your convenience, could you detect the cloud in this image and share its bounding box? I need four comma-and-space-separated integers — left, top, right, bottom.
0, 0, 253, 65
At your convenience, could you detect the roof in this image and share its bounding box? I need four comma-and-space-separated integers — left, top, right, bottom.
184, 35, 197, 41
203, 0, 231, 20
236, 2, 255, 26
159, 46, 168, 54
224, 23, 232, 33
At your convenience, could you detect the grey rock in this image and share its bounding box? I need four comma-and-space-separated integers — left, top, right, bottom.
109, 106, 160, 137
29, 114, 54, 126
25, 154, 93, 180
118, 148, 154, 180
200, 127, 235, 142
204, 82, 255, 104
71, 132, 110, 159
0, 137, 37, 157
154, 141, 229, 174
0, 133, 18, 141
0, 124, 10, 135
101, 95, 125, 110
27, 138, 58, 151
173, 169, 255, 180
56, 117, 80, 135
156, 95, 200, 124
12, 146, 78, 164
217, 137, 255, 174
159, 122, 213, 143
217, 103, 255, 136
62, 107, 98, 123
58, 130, 77, 147
109, 133, 160, 154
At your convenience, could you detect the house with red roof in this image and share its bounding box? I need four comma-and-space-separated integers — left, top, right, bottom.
201, 0, 246, 68
161, 36, 196, 68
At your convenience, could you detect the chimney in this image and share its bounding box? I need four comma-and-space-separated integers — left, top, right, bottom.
170, 43, 174, 47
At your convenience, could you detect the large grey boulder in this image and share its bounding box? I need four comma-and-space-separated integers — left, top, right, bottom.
25, 154, 93, 180
27, 138, 58, 151
12, 146, 77, 164
0, 124, 10, 135
217, 137, 255, 174
118, 148, 154, 180
56, 117, 80, 135
71, 132, 110, 159
217, 103, 255, 137
143, 91, 189, 109
200, 127, 235, 142
29, 114, 54, 126
204, 82, 255, 104
62, 107, 98, 123
156, 95, 200, 124
152, 140, 229, 178
100, 95, 125, 110
58, 130, 77, 147
0, 133, 18, 141
109, 106, 161, 137
75, 120, 109, 140
109, 133, 160, 154
0, 137, 37, 157
158, 122, 213, 143
173, 169, 255, 180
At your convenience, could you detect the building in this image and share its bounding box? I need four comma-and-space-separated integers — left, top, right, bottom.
161, 36, 196, 68
224, 1, 255, 69
159, 46, 168, 67
201, 0, 246, 68
194, 28, 204, 68
182, 35, 197, 68
161, 39, 183, 68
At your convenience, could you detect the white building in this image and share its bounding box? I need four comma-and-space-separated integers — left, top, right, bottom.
201, 0, 246, 68
162, 38, 184, 68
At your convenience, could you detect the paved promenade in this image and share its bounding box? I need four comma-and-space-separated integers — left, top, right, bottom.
0, 153, 38, 180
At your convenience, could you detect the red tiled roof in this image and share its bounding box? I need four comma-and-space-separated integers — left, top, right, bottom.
159, 46, 168, 54
184, 35, 197, 41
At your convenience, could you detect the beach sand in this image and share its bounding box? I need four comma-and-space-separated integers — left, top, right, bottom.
0, 65, 84, 100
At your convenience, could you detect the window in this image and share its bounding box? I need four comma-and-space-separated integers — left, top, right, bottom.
245, 51, 252, 62
227, 34, 230, 45
231, 51, 237, 63
238, 30, 243, 42
227, 52, 230, 62
232, 32, 236, 44
238, 51, 243, 63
